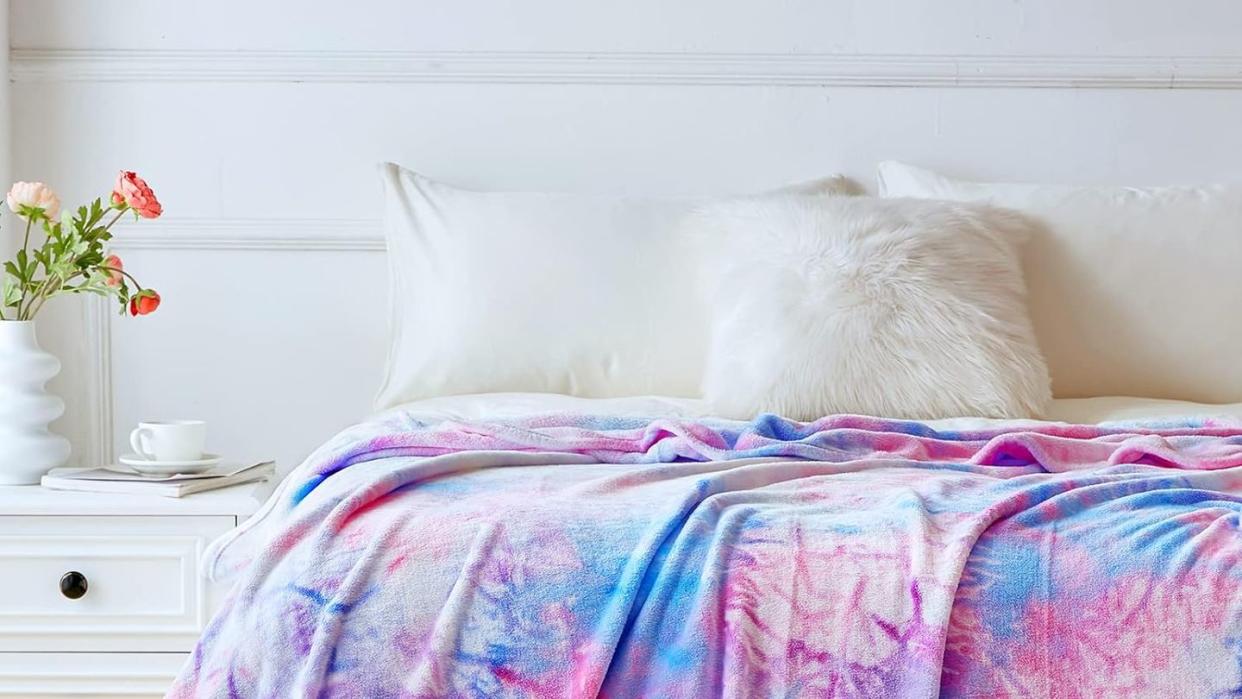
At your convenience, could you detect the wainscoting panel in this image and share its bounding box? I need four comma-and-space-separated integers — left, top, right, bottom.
10, 0, 1242, 470
103, 243, 389, 471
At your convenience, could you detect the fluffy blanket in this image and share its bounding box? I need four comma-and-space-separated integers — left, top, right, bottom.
170, 413, 1242, 698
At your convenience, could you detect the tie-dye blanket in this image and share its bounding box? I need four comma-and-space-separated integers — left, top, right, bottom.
171, 412, 1242, 698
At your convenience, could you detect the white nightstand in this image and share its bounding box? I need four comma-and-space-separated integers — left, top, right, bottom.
0, 479, 276, 697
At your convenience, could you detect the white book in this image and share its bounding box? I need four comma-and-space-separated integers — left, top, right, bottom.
41, 461, 275, 498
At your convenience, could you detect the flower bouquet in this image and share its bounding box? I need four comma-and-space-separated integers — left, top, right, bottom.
2, 171, 163, 321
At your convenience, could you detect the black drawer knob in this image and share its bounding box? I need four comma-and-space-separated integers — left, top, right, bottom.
59, 571, 88, 600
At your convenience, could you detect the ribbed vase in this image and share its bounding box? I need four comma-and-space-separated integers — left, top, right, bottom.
0, 320, 71, 484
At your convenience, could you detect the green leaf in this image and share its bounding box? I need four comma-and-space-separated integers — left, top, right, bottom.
14, 249, 28, 281
87, 199, 105, 228
2, 274, 20, 307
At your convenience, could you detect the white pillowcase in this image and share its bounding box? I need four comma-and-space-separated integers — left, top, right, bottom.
692, 194, 1052, 421
878, 161, 1242, 403
376, 163, 856, 409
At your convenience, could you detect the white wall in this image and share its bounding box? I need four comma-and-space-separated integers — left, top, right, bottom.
0, 2, 9, 256
10, 0, 1242, 470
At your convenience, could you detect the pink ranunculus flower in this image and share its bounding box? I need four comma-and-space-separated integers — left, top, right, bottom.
103, 254, 124, 287
112, 171, 162, 219
6, 181, 61, 219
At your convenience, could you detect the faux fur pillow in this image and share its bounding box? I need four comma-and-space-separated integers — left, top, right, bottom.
692, 195, 1052, 421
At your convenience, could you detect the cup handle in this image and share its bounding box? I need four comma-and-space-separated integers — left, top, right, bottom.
129, 428, 155, 460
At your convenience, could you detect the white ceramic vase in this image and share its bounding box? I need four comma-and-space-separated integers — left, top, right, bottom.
0, 320, 71, 484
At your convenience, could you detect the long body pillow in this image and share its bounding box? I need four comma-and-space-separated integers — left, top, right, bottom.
377, 163, 854, 409
878, 161, 1242, 403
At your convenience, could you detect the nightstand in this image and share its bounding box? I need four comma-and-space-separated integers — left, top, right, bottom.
0, 479, 276, 697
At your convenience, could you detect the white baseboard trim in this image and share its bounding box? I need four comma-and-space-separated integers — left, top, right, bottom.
13, 49, 1242, 89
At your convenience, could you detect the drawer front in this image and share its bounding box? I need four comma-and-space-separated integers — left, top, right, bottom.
0, 516, 235, 652
0, 652, 185, 697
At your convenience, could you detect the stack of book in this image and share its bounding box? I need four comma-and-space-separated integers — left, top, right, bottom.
41, 460, 275, 498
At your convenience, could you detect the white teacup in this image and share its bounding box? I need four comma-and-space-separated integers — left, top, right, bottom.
129, 420, 207, 462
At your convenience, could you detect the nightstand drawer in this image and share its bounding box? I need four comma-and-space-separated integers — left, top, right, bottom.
0, 515, 235, 652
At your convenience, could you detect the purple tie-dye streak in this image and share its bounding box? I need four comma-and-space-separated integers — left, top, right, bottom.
170, 413, 1242, 697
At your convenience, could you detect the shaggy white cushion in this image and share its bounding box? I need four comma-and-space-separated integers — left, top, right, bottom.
692, 195, 1052, 420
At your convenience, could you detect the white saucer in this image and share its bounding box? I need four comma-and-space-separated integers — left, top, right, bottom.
118, 453, 222, 475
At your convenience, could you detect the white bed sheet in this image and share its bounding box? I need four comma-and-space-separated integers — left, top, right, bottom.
384, 392, 1242, 427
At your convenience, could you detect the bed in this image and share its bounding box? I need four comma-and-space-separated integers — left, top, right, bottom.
171, 163, 1242, 697
167, 394, 1242, 697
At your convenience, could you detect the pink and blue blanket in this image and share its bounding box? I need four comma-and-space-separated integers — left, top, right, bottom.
171, 412, 1242, 697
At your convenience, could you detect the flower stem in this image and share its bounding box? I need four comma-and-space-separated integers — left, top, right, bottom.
101, 207, 127, 233
99, 265, 146, 289
20, 217, 32, 253
23, 289, 51, 319
22, 271, 71, 320
18, 276, 51, 320
14, 216, 34, 315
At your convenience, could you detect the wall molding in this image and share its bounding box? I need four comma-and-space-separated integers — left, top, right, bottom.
85, 217, 383, 465
82, 296, 113, 467
108, 217, 384, 251
13, 48, 1242, 88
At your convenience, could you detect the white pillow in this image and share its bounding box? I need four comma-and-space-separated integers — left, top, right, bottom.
692, 194, 1051, 421
376, 163, 856, 409
878, 161, 1242, 403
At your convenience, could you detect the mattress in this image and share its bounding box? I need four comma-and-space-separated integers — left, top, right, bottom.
170, 395, 1242, 697
383, 391, 1242, 427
